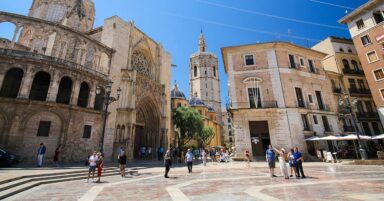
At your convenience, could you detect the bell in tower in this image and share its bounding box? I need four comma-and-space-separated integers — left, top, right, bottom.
28, 0, 95, 32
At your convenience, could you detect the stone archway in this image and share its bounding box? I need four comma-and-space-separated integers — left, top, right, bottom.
133, 96, 161, 159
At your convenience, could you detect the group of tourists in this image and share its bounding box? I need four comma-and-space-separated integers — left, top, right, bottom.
265, 145, 306, 179
36, 143, 64, 167
86, 151, 104, 183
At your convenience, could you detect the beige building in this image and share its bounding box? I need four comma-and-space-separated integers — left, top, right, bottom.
222, 42, 339, 158
170, 84, 221, 148
312, 36, 383, 136
0, 0, 172, 162
339, 0, 384, 127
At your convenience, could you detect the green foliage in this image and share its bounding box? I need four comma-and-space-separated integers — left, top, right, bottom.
173, 106, 203, 150
196, 126, 215, 149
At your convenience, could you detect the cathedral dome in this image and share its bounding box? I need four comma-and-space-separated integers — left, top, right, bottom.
189, 96, 206, 107
171, 84, 186, 99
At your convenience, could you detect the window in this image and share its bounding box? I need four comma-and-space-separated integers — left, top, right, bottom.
244, 55, 255, 66
351, 60, 359, 71
177, 103, 181, 108
322, 116, 331, 132
301, 114, 310, 131
372, 122, 381, 135
339, 48, 344, 52
373, 10, 384, 24
248, 88, 261, 108
82, 125, 92, 138
295, 87, 305, 108
356, 19, 365, 29
308, 59, 315, 73
349, 79, 357, 89
315, 91, 325, 110
299, 58, 305, 66
374, 69, 384, 80
213, 67, 216, 77
37, 121, 51, 137
198, 110, 202, 115
194, 66, 197, 77
367, 51, 379, 63
308, 94, 313, 103
381, 89, 384, 99
361, 35, 371, 46
342, 59, 350, 70
348, 49, 352, 53
365, 101, 374, 113
313, 115, 318, 124
362, 122, 372, 135
205, 70, 207, 75
357, 79, 366, 90
289, 54, 296, 68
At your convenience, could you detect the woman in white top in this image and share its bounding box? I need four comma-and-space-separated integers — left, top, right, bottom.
274, 147, 289, 179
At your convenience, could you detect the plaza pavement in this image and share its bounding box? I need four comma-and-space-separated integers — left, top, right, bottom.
3, 161, 384, 201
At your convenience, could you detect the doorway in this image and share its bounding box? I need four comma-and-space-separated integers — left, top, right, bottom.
249, 121, 270, 157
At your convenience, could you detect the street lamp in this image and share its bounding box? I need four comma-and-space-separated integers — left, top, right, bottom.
97, 80, 121, 153
338, 94, 367, 160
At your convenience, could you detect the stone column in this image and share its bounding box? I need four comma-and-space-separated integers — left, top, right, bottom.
0, 67, 7, 91
46, 71, 60, 102
88, 83, 96, 109
70, 78, 81, 105
10, 25, 21, 48
17, 66, 34, 99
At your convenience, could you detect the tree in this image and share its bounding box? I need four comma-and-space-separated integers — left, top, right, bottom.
195, 126, 214, 149
173, 106, 203, 150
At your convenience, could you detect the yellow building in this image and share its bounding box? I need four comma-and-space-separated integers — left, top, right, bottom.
170, 84, 222, 148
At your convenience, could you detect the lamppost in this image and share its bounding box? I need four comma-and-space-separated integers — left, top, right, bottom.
338, 94, 367, 160
96, 80, 121, 153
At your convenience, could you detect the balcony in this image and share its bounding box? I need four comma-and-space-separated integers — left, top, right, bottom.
332, 87, 342, 94
231, 101, 278, 109
356, 112, 380, 120
343, 68, 365, 75
343, 126, 355, 132
348, 88, 372, 96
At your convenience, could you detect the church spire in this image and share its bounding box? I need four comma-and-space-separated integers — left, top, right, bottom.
198, 29, 206, 52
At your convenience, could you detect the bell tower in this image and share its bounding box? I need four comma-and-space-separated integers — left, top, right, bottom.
28, 0, 95, 32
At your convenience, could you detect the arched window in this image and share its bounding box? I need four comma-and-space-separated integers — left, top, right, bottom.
29, 71, 51, 101
0, 68, 24, 98
339, 48, 344, 52
373, 10, 384, 24
94, 87, 105, 110
0, 22, 16, 41
56, 76, 73, 104
342, 59, 350, 70
194, 66, 197, 77
213, 66, 216, 77
115, 125, 121, 142
351, 60, 359, 70
121, 125, 125, 142
77, 82, 90, 107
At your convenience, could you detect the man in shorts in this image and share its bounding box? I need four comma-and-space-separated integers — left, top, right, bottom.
266, 145, 277, 177
87, 151, 98, 183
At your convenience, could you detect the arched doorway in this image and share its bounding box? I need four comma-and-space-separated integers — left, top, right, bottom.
56, 76, 73, 104
133, 97, 161, 159
77, 82, 90, 107
0, 68, 24, 98
29, 71, 51, 101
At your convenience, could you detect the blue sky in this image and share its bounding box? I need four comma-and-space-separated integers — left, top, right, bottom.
0, 0, 367, 106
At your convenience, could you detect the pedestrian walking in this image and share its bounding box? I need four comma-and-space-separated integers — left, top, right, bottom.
36, 143, 46, 167
164, 149, 172, 178
87, 151, 98, 183
118, 151, 127, 177
117, 146, 124, 159
53, 144, 63, 167
96, 152, 104, 183
244, 149, 250, 167
185, 148, 193, 173
158, 146, 164, 161
266, 145, 277, 177
274, 147, 289, 179
287, 149, 298, 177
293, 146, 306, 178
202, 149, 207, 166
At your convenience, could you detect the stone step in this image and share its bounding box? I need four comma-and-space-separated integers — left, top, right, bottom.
0, 167, 120, 192
0, 169, 136, 200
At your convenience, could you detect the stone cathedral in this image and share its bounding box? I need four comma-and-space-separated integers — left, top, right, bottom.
0, 0, 171, 163
189, 31, 222, 123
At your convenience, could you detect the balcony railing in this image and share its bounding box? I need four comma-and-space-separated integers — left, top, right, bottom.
348, 88, 371, 96
356, 112, 380, 119
343, 126, 355, 132
230, 101, 278, 109
296, 101, 330, 111
343, 68, 365, 75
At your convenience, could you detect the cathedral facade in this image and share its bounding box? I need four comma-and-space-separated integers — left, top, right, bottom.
0, 0, 171, 163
